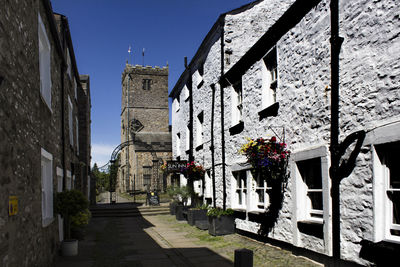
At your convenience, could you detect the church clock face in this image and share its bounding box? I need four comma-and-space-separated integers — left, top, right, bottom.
130, 119, 144, 133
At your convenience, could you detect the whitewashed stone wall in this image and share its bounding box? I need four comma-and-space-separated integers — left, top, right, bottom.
171, 0, 400, 265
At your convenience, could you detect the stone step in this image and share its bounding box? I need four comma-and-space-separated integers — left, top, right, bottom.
90, 204, 170, 218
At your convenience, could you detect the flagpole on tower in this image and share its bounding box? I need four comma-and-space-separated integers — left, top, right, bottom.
128, 45, 133, 65
142, 48, 145, 66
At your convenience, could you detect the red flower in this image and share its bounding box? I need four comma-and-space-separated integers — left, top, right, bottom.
271, 136, 277, 143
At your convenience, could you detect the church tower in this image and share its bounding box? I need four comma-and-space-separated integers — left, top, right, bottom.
119, 63, 172, 193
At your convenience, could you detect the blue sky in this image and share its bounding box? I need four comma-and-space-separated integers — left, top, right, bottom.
51, 0, 254, 167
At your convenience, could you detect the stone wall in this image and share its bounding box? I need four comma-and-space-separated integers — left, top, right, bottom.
0, 1, 89, 266
170, 0, 400, 265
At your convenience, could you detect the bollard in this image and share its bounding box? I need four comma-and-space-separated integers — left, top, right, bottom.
234, 248, 253, 267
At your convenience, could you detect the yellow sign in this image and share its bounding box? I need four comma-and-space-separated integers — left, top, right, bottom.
8, 196, 18, 216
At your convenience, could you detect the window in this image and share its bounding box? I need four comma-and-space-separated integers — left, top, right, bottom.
143, 166, 152, 186
56, 167, 64, 241
142, 79, 151, 90
196, 112, 203, 147
74, 78, 77, 99
41, 148, 53, 227
204, 170, 212, 198
66, 48, 72, 78
297, 157, 323, 220
231, 80, 243, 126
66, 171, 72, 190
38, 14, 51, 110
176, 133, 181, 156
374, 141, 400, 242
68, 97, 73, 146
186, 125, 190, 151
252, 173, 272, 212
75, 117, 79, 154
261, 47, 277, 109
233, 170, 247, 209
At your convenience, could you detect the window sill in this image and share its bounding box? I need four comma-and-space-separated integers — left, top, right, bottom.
258, 102, 279, 121
42, 217, 55, 228
185, 150, 190, 155
297, 220, 324, 239
195, 144, 203, 151
248, 209, 265, 215
232, 208, 247, 212
184, 97, 190, 102
360, 239, 400, 264
197, 80, 204, 89
229, 121, 244, 136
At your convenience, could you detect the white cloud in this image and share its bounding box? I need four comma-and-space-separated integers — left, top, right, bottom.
91, 143, 117, 168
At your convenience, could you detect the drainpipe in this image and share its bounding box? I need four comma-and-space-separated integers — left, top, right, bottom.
220, 21, 227, 210
185, 57, 195, 199
211, 84, 217, 208
330, 0, 344, 263
60, 22, 67, 190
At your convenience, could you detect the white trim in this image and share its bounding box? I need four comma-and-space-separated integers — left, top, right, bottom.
291, 145, 332, 256
38, 13, 52, 111
41, 148, 54, 227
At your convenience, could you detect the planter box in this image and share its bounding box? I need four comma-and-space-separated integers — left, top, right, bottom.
195, 220, 209, 230
169, 202, 178, 215
175, 205, 188, 221
187, 209, 208, 226
61, 239, 78, 256
208, 215, 235, 236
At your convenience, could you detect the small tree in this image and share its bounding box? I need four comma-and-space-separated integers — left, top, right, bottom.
55, 190, 89, 240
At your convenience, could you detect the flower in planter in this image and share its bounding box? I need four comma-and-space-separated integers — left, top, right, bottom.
182, 161, 205, 180
160, 161, 167, 172
239, 136, 290, 180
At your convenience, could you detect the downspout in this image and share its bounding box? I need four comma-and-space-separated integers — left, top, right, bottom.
211, 84, 216, 208
220, 20, 227, 210
329, 0, 343, 263
185, 57, 195, 197
60, 21, 67, 190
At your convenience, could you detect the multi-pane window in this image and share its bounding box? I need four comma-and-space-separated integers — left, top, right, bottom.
38, 14, 51, 110
196, 111, 204, 147
297, 157, 323, 219
234, 171, 247, 209
41, 148, 53, 227
143, 166, 152, 186
261, 47, 277, 109
68, 97, 73, 146
231, 80, 243, 125
142, 79, 151, 90
176, 133, 181, 156
375, 141, 400, 240
186, 125, 190, 151
254, 174, 272, 211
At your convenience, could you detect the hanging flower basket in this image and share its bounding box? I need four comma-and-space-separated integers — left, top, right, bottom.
239, 136, 290, 181
160, 162, 167, 172
182, 161, 205, 180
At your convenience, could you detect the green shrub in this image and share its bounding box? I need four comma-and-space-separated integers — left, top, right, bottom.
207, 207, 234, 218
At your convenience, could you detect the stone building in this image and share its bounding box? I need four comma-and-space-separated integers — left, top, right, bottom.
170, 0, 400, 266
118, 64, 172, 193
0, 1, 91, 266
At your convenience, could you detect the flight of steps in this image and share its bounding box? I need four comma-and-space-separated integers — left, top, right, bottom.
90, 203, 170, 218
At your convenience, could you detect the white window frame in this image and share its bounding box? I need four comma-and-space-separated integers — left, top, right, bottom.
249, 172, 272, 213
204, 170, 212, 198
231, 80, 243, 126
186, 125, 190, 152
38, 13, 52, 110
68, 97, 73, 146
66, 170, 72, 190
232, 170, 249, 210
196, 111, 203, 147
176, 132, 181, 157
369, 121, 400, 244
261, 47, 277, 109
291, 145, 331, 255
41, 148, 54, 227
74, 78, 77, 100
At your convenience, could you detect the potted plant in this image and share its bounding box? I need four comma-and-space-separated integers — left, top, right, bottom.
187, 204, 209, 226
167, 185, 179, 215
70, 208, 91, 240
55, 189, 89, 256
207, 207, 235, 236
175, 186, 190, 221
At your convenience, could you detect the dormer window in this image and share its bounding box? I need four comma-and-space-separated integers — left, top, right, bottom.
231, 79, 243, 126
261, 47, 277, 109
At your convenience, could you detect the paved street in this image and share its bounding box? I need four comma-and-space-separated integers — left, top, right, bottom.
55, 202, 321, 267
